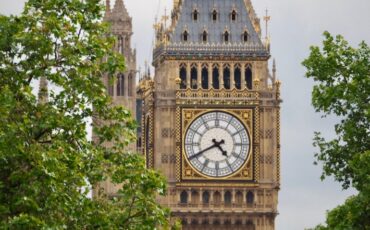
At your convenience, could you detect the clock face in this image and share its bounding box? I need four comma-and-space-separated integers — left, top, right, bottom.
184, 111, 250, 178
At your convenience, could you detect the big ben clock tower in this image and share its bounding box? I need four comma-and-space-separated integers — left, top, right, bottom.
139, 0, 281, 229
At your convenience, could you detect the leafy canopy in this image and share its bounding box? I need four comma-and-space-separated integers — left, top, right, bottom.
0, 0, 171, 229
303, 32, 370, 229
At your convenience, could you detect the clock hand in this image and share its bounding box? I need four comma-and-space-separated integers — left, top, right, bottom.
214, 139, 228, 156
189, 141, 219, 160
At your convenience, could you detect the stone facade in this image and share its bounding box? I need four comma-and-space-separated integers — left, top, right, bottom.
94, 0, 281, 229
139, 0, 281, 229
93, 0, 137, 197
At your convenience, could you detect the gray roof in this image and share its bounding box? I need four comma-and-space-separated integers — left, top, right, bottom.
154, 0, 268, 61
172, 0, 262, 44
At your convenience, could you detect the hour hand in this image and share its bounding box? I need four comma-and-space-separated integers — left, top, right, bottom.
213, 139, 228, 156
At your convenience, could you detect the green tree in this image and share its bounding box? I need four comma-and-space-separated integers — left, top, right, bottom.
0, 0, 172, 229
303, 32, 370, 229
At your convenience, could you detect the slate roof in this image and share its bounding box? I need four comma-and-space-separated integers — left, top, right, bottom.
154, 0, 269, 60
171, 0, 261, 45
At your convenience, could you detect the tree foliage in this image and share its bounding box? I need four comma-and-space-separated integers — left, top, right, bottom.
0, 0, 171, 229
303, 32, 370, 229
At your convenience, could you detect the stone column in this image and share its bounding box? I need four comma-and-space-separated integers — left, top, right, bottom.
220, 63, 224, 88
186, 62, 191, 88
230, 63, 235, 89
197, 63, 202, 89
209, 64, 213, 89
242, 63, 246, 89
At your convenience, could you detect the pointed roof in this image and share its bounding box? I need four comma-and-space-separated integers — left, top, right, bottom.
111, 0, 130, 21
153, 0, 269, 61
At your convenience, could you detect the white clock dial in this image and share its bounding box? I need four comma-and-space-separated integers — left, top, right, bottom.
184, 111, 250, 177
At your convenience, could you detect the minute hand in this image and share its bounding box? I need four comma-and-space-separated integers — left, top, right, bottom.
189, 144, 218, 160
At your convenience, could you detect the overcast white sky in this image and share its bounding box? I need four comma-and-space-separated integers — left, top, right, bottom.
1, 0, 369, 229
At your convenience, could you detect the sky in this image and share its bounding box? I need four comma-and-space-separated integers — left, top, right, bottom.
1, 0, 369, 229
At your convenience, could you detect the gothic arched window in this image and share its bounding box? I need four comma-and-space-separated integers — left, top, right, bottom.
202, 30, 208, 42
190, 64, 198, 89
224, 191, 232, 205
246, 191, 254, 206
193, 9, 199, 21
223, 65, 231, 89
202, 191, 210, 204
212, 65, 220, 89
180, 191, 188, 204
116, 74, 124, 96
243, 31, 249, 42
201, 65, 208, 89
224, 31, 230, 43
179, 64, 187, 89
245, 65, 253, 90
231, 10, 237, 21
183, 30, 189, 42
234, 65, 242, 89
128, 74, 133, 97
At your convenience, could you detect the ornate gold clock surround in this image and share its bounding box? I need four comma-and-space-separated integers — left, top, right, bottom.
176, 107, 259, 184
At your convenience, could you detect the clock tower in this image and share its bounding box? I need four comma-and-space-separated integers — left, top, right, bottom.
139, 0, 281, 229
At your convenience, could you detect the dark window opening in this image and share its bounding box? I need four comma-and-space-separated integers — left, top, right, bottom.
212, 10, 217, 21
179, 65, 187, 89
193, 10, 198, 21
231, 10, 237, 21
244, 31, 249, 42
202, 191, 210, 204
235, 67, 241, 89
180, 191, 188, 204
191, 66, 197, 89
183, 31, 188, 42
202, 31, 207, 42
247, 191, 254, 206
224, 31, 229, 43
245, 66, 253, 90
223, 67, 231, 89
128, 74, 133, 97
224, 191, 232, 205
201, 67, 208, 89
212, 66, 220, 89
116, 74, 124, 96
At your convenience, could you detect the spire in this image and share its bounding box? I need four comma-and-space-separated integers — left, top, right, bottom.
112, 0, 130, 19
38, 77, 48, 104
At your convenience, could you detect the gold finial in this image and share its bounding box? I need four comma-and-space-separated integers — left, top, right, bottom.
263, 8, 271, 40
175, 77, 182, 86
253, 78, 260, 90
162, 8, 169, 29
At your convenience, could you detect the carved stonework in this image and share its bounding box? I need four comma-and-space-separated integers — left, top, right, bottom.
139, 0, 282, 229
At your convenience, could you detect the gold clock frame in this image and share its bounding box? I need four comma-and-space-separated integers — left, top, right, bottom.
176, 107, 259, 184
